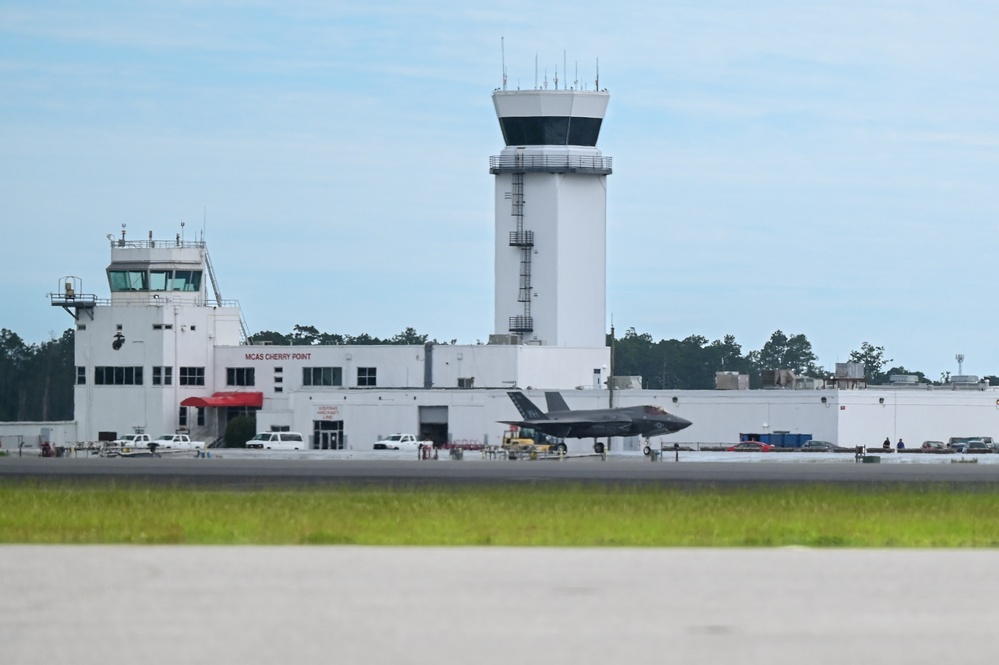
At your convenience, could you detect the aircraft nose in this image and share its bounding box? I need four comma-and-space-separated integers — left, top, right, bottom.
673, 415, 693, 431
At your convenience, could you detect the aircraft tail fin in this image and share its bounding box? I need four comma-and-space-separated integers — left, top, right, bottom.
545, 392, 570, 413
507, 392, 547, 421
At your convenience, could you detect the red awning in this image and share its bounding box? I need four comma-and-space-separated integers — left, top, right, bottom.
180, 392, 263, 408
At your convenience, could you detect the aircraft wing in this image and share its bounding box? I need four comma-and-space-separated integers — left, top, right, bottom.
545, 416, 634, 438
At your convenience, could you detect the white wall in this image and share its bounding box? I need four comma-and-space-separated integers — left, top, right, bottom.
0, 422, 78, 450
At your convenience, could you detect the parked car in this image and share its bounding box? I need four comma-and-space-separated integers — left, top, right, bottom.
800, 440, 838, 452
978, 437, 998, 452
964, 440, 992, 454
726, 441, 774, 452
947, 437, 976, 453
920, 440, 951, 453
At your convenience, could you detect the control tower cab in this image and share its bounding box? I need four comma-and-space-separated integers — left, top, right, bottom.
491, 88, 611, 349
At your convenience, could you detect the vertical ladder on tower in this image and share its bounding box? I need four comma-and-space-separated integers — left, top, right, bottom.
507, 171, 534, 334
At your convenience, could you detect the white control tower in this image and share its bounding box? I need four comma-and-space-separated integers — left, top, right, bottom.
490, 87, 611, 348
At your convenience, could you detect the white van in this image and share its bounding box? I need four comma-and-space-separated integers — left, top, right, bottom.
245, 432, 305, 450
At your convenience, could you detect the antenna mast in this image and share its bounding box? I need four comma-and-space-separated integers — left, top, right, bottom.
501, 37, 507, 90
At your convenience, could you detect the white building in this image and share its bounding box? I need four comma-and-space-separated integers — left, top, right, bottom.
5, 82, 999, 453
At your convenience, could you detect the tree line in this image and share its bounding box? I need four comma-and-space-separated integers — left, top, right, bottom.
612, 328, 989, 389
1, 325, 987, 424
248, 325, 456, 347
0, 328, 74, 422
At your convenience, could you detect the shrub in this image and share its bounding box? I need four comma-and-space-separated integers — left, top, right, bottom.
223, 415, 257, 448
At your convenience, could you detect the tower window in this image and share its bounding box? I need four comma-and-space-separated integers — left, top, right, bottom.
152, 366, 173, 386
94, 366, 143, 385
179, 367, 205, 386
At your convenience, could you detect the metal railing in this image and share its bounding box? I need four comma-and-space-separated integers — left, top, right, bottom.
509, 315, 534, 333
490, 154, 612, 175
509, 230, 534, 247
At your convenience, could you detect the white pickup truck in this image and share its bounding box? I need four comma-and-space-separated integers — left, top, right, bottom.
113, 433, 153, 449
373, 433, 433, 451
245, 432, 306, 450
152, 433, 206, 450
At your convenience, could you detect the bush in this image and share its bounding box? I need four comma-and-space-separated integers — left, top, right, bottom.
223, 415, 257, 448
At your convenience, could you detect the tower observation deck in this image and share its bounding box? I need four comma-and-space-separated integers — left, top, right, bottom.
491, 89, 611, 348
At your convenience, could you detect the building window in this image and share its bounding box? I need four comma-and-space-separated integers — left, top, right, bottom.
274, 376, 283, 384
76, 324, 86, 331
358, 367, 377, 387
275, 387, 283, 393
152, 366, 173, 386
179, 406, 188, 427
94, 366, 143, 385
226, 367, 256, 386
274, 367, 283, 373
303, 367, 342, 387
196, 407, 206, 427
179, 367, 205, 386
147, 269, 203, 292
76, 367, 86, 385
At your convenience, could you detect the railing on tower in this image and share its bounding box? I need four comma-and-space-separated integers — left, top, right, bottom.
490, 154, 612, 175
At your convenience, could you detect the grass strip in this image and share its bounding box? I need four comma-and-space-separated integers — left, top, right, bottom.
2, 482, 999, 546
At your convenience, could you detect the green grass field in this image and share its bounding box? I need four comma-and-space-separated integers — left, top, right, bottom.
3, 482, 999, 546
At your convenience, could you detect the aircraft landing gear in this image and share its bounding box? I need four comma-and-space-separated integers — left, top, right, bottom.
643, 443, 652, 456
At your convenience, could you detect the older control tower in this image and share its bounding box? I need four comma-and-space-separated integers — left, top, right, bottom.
490, 84, 611, 348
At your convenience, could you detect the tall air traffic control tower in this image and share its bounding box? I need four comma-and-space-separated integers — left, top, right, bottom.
490, 85, 612, 348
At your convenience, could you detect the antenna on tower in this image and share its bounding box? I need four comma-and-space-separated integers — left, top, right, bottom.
501, 37, 507, 90
553, 65, 558, 90
956, 354, 965, 375
596, 58, 600, 90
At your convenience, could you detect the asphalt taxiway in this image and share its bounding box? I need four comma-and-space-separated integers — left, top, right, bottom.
3, 450, 999, 487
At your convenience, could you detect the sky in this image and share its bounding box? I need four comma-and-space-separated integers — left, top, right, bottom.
2, 1, 999, 380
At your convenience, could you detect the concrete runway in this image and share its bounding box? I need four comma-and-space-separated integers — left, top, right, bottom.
2, 547, 998, 665
3, 452, 998, 664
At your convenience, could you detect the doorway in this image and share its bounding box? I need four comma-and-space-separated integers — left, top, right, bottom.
313, 420, 344, 450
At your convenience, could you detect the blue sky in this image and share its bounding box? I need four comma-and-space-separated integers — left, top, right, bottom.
2, 1, 998, 379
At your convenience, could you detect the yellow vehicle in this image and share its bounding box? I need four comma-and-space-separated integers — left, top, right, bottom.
500, 427, 567, 454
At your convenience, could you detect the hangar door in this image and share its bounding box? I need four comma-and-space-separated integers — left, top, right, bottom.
419, 406, 448, 447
